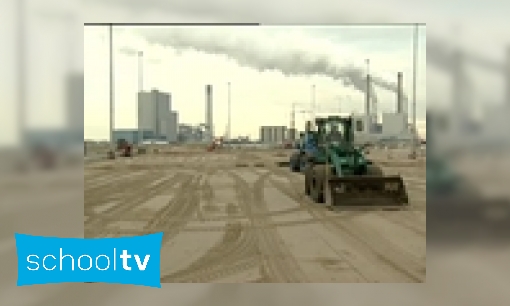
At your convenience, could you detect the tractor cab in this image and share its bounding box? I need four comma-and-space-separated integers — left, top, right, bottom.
315, 116, 353, 147
313, 116, 368, 176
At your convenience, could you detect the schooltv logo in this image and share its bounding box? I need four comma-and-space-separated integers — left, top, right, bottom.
14, 232, 163, 287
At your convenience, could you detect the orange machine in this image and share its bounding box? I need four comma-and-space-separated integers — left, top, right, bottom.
207, 137, 223, 152
116, 139, 132, 157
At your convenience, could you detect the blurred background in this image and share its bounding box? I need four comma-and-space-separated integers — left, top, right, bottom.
0, 0, 509, 305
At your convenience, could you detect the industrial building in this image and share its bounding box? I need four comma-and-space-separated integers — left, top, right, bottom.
382, 113, 408, 135
112, 129, 158, 145
278, 72, 415, 145
137, 89, 179, 143
178, 124, 193, 142
178, 124, 208, 142
169, 112, 179, 142
260, 126, 287, 144
288, 128, 298, 141
350, 71, 414, 145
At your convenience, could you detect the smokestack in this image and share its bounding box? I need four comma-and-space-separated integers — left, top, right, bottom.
397, 72, 403, 113
205, 85, 213, 140
365, 74, 371, 132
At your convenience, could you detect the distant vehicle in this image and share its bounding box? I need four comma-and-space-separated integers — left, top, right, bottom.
207, 138, 223, 151
116, 139, 132, 157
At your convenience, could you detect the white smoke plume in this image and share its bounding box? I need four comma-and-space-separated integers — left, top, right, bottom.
131, 27, 405, 104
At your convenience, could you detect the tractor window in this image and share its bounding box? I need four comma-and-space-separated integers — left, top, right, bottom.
325, 122, 345, 143
356, 120, 364, 132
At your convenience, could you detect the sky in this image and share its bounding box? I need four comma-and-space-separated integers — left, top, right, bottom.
84, 25, 427, 140
2, 0, 509, 147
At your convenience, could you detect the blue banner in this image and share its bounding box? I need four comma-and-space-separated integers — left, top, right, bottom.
15, 232, 163, 288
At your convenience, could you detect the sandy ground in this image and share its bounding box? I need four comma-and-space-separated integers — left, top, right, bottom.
85, 148, 426, 283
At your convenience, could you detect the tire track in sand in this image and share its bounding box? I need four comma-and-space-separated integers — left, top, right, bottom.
229, 170, 308, 283
160, 222, 259, 283
144, 173, 202, 244
85, 171, 162, 214
269, 165, 424, 282
85, 171, 191, 237
161, 168, 260, 282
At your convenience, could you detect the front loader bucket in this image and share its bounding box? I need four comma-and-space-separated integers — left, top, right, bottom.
327, 175, 409, 208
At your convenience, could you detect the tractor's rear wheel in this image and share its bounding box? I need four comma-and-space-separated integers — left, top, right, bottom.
311, 165, 331, 204
290, 152, 300, 172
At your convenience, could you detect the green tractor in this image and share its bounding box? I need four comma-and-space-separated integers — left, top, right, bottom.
304, 115, 409, 208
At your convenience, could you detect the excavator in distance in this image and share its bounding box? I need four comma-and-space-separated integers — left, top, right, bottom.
301, 116, 409, 208
207, 137, 224, 152
107, 138, 132, 158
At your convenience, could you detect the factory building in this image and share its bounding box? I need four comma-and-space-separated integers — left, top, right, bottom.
377, 71, 411, 140
260, 126, 287, 143
167, 112, 179, 142
382, 113, 408, 135
352, 115, 369, 134
112, 129, 157, 144
178, 124, 207, 142
260, 127, 271, 143
137, 89, 179, 143
138, 89, 170, 137
351, 112, 413, 145
178, 124, 193, 142
350, 71, 414, 145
